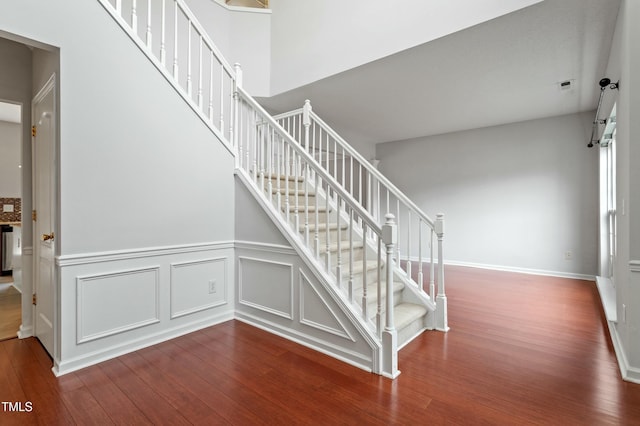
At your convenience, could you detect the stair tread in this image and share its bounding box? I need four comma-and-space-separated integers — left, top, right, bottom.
264, 173, 305, 182
304, 222, 348, 232
286, 204, 329, 213
320, 240, 364, 253
355, 280, 404, 299
340, 259, 379, 275
270, 188, 316, 196
394, 303, 428, 330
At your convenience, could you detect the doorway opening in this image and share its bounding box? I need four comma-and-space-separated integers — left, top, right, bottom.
0, 100, 22, 341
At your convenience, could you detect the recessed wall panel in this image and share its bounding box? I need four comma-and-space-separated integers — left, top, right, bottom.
76, 267, 160, 344
238, 257, 293, 319
170, 257, 228, 319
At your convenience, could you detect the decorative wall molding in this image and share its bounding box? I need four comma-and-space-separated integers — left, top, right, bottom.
170, 257, 228, 319
76, 266, 160, 344
299, 270, 355, 342
57, 241, 234, 267
630, 260, 640, 273
234, 240, 295, 255
238, 256, 294, 320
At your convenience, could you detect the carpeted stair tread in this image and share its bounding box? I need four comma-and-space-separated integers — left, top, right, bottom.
354, 280, 404, 301
394, 303, 428, 331
319, 240, 364, 253
303, 222, 348, 232
264, 173, 305, 182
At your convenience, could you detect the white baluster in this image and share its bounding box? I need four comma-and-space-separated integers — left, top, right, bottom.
406, 210, 412, 282
395, 199, 400, 262
376, 236, 382, 337
349, 155, 353, 200
418, 218, 424, 293
187, 24, 192, 97
430, 228, 435, 300
361, 223, 368, 320
341, 147, 345, 191
436, 213, 448, 332
304, 161, 310, 246
115, 0, 122, 14
172, 2, 178, 79
382, 213, 399, 378
197, 35, 203, 108
207, 52, 213, 122
325, 182, 331, 271
219, 65, 225, 131
267, 129, 273, 204
348, 208, 354, 303
277, 137, 282, 212
314, 173, 320, 259
131, 0, 138, 33
303, 100, 311, 154
335, 198, 342, 288
294, 154, 300, 233
146, 0, 152, 48
251, 111, 257, 182
285, 144, 291, 223
160, 0, 166, 65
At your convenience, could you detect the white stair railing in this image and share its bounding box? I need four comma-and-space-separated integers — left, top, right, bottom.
99, 0, 236, 150
276, 102, 448, 332
234, 82, 400, 377
97, 0, 444, 376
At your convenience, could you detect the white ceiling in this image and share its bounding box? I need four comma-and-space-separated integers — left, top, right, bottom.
258, 0, 621, 151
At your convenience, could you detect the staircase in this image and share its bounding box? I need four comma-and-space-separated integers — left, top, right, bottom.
97, 0, 448, 378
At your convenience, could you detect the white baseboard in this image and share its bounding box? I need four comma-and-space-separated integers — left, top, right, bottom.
606, 318, 640, 384
53, 311, 234, 376
403, 256, 595, 281
17, 324, 33, 339
234, 312, 374, 374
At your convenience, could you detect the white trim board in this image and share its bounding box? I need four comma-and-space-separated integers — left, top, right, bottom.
57, 241, 234, 267
402, 256, 596, 282
605, 317, 640, 385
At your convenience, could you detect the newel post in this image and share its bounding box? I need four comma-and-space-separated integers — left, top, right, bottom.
435, 213, 449, 332
382, 214, 400, 378
232, 63, 243, 168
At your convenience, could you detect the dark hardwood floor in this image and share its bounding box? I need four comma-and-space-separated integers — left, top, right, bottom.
1, 266, 639, 425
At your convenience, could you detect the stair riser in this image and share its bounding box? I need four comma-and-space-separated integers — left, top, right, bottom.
363, 287, 405, 320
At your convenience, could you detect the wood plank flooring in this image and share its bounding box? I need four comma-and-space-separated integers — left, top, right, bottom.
0, 277, 21, 341
1, 266, 640, 425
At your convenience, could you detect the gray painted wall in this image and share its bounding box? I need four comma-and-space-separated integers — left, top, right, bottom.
376, 112, 598, 277
0, 120, 21, 197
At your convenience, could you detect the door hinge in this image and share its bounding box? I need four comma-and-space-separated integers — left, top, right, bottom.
32, 125, 36, 137
32, 294, 37, 305
32, 210, 37, 221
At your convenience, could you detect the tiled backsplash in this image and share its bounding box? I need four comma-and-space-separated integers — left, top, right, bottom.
0, 198, 21, 223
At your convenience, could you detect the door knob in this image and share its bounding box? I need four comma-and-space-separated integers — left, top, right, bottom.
42, 232, 55, 242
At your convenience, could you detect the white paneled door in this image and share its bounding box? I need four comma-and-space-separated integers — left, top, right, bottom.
32, 75, 56, 357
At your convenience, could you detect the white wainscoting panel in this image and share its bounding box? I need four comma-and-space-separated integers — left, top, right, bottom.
238, 256, 293, 319
76, 267, 160, 344
55, 242, 234, 376
299, 270, 355, 341
170, 257, 228, 319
